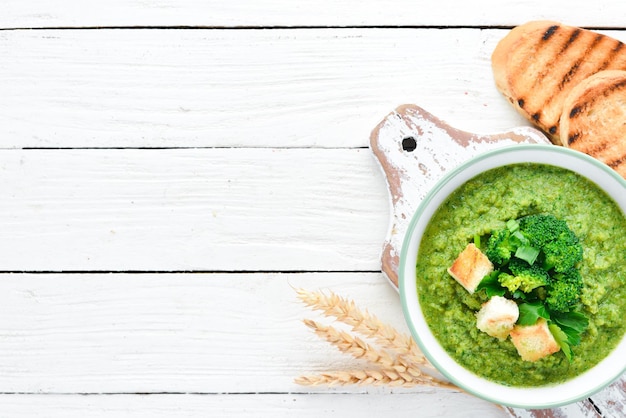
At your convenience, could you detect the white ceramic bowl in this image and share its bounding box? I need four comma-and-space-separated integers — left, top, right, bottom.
399, 144, 626, 409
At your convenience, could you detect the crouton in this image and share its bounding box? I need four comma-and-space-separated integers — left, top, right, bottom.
510, 318, 560, 362
447, 243, 493, 294
476, 296, 519, 340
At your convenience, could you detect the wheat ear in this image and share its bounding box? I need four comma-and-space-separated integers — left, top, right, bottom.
295, 370, 418, 388
296, 288, 433, 371
303, 318, 450, 387
295, 368, 458, 390
303, 319, 396, 368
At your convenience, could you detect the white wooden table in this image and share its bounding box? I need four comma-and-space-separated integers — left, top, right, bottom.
1, 2, 624, 417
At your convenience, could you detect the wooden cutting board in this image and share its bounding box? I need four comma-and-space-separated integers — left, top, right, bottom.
370, 104, 550, 288
369, 104, 625, 417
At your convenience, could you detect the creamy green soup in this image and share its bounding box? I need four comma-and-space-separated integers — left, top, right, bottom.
416, 163, 626, 387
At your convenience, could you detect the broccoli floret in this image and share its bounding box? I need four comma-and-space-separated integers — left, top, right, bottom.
484, 228, 514, 266
518, 214, 563, 247
499, 258, 550, 293
545, 268, 584, 313
497, 272, 519, 293
518, 214, 583, 272
542, 231, 583, 272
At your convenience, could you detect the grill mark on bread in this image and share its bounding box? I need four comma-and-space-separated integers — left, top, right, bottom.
532, 29, 590, 117
569, 78, 626, 116
569, 106, 583, 118
568, 132, 580, 145
531, 26, 579, 89
507, 24, 563, 122
522, 27, 584, 126
564, 76, 626, 151
542, 25, 559, 41
531, 31, 625, 138
578, 141, 610, 156
598, 40, 625, 71
607, 77, 626, 92
563, 28, 582, 49
543, 33, 598, 136
563, 45, 626, 135
560, 34, 603, 89
607, 154, 626, 169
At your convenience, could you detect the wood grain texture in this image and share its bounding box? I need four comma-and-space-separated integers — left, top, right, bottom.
0, 393, 506, 417
0, 271, 619, 417
0, 148, 387, 271
0, 28, 546, 148
0, 272, 459, 395
1, 7, 624, 416
3, 0, 626, 28
2, 28, 623, 149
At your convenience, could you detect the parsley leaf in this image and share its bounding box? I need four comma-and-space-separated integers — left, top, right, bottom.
476, 271, 506, 297
549, 323, 573, 362
517, 301, 550, 325
551, 311, 589, 346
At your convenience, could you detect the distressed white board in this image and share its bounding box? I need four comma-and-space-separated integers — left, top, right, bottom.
2, 28, 624, 149
0, 148, 388, 271
2, 0, 626, 28
0, 28, 560, 148
0, 272, 442, 394
0, 271, 619, 416
0, 393, 507, 417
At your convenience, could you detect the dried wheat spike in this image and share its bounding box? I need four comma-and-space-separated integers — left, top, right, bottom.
303, 319, 398, 369
295, 370, 414, 387
302, 318, 441, 387
296, 288, 432, 370
295, 369, 457, 390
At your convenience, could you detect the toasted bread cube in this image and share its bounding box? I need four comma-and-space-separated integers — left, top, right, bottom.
510, 318, 560, 362
476, 296, 519, 340
447, 243, 493, 294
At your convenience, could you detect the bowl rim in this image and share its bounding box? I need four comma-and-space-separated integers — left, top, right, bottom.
398, 143, 626, 409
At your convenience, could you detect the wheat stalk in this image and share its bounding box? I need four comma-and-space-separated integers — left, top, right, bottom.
295, 288, 458, 390
296, 288, 434, 372
303, 319, 398, 369
301, 318, 455, 389
295, 370, 419, 388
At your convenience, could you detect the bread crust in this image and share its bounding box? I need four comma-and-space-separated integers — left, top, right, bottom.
510, 318, 560, 362
447, 243, 493, 294
492, 21, 626, 145
476, 296, 519, 340
561, 70, 626, 177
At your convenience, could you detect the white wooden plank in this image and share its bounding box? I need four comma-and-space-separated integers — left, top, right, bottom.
589, 379, 626, 417
0, 393, 507, 417
2, 0, 626, 28
0, 272, 421, 393
0, 148, 388, 271
0, 272, 618, 416
2, 27, 609, 148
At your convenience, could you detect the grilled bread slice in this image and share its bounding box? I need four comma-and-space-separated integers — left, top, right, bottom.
561, 70, 626, 177
492, 21, 626, 145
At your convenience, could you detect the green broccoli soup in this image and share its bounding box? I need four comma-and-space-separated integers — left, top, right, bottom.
415, 163, 626, 387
